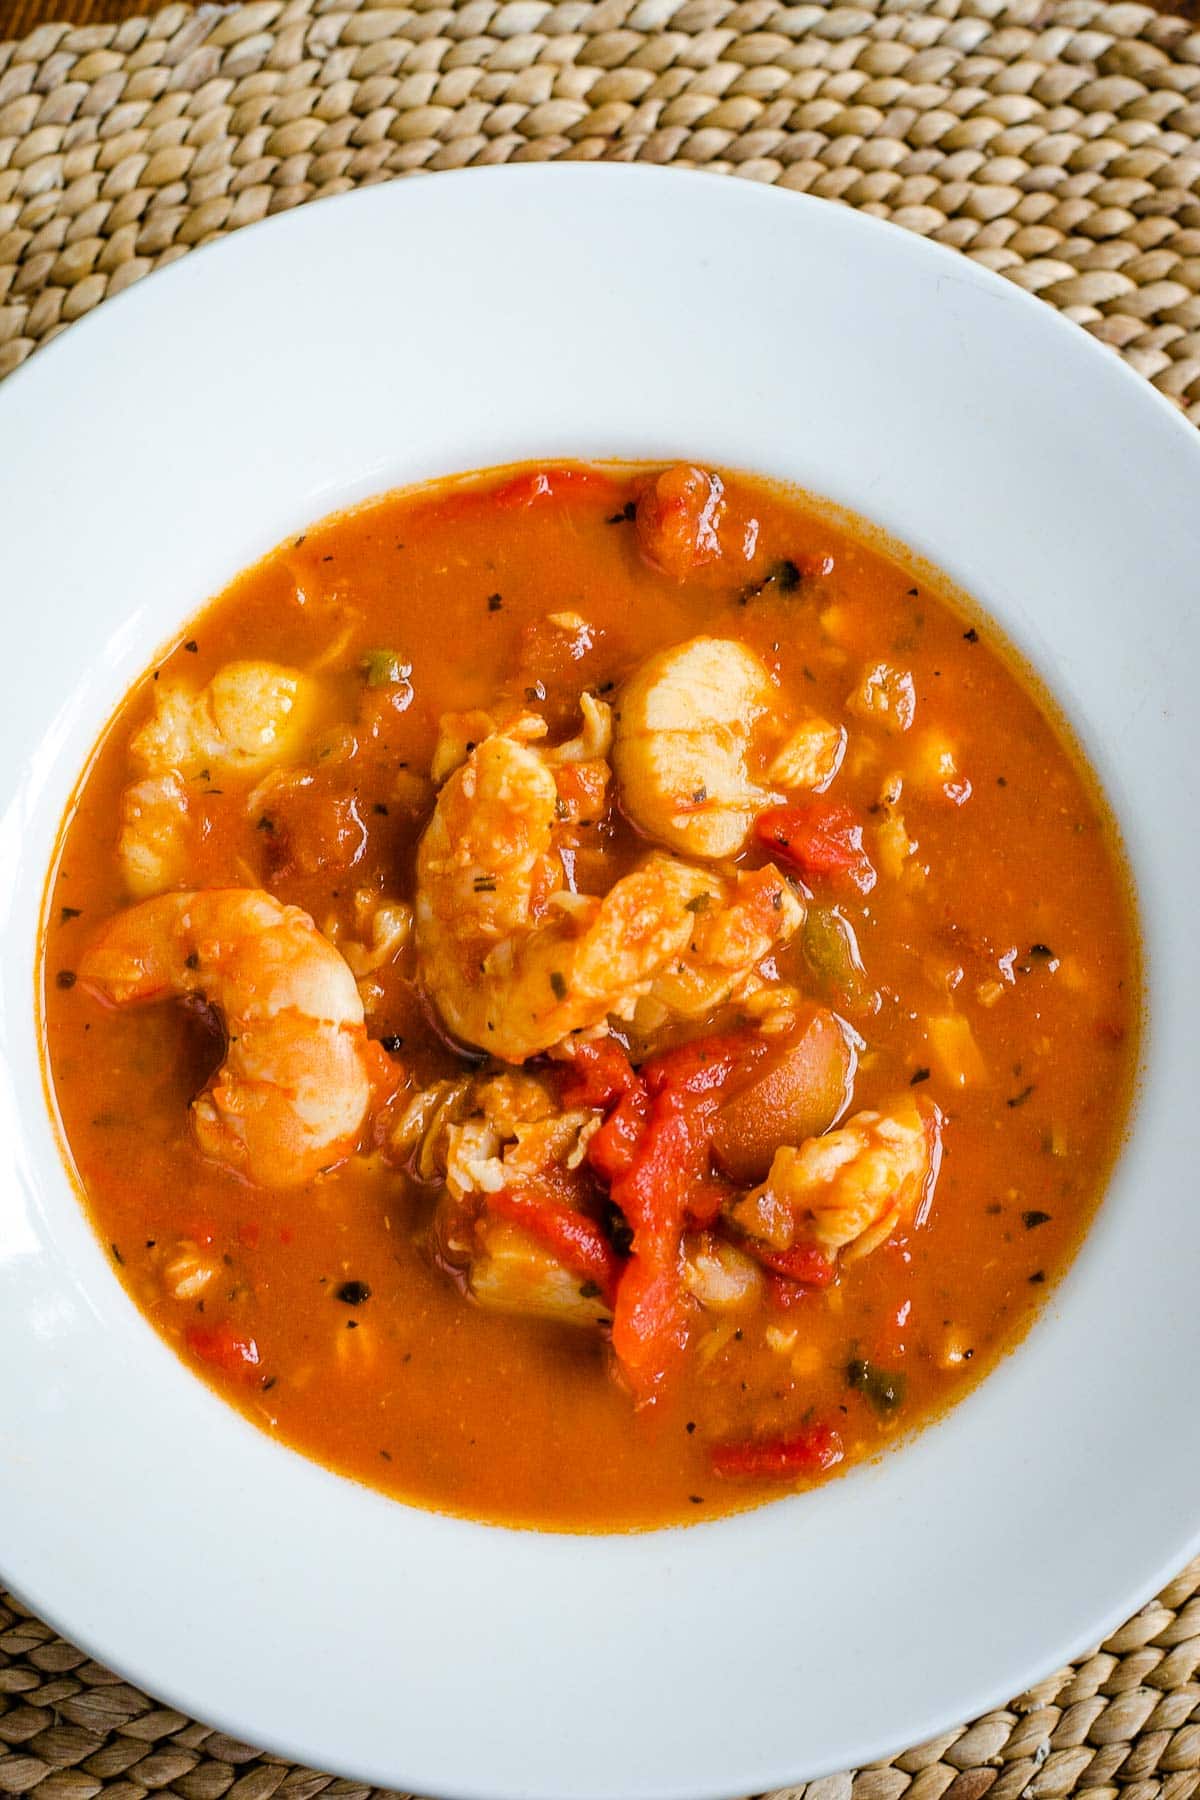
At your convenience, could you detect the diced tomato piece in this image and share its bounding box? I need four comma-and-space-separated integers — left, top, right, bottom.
236, 1221, 261, 1250
683, 1177, 733, 1229
488, 1188, 623, 1306
634, 465, 726, 581
745, 1242, 837, 1287
491, 467, 618, 509
710, 1422, 844, 1481
766, 1272, 815, 1311
559, 1037, 641, 1111
185, 1321, 261, 1382
611, 1257, 691, 1404
755, 802, 876, 895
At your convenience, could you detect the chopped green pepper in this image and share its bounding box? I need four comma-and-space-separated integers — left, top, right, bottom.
361, 648, 412, 688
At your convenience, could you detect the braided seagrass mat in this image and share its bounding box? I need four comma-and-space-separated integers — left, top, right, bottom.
2, 0, 1200, 1796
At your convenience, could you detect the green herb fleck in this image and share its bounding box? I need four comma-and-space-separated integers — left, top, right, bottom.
846, 1357, 907, 1413
1007, 1083, 1035, 1108
361, 648, 412, 688
684, 893, 713, 914
473, 875, 498, 893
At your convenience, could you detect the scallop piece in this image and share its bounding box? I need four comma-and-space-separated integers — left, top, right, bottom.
132, 660, 316, 778
612, 637, 780, 859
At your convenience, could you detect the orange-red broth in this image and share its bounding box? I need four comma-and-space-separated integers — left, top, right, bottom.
41, 464, 1139, 1529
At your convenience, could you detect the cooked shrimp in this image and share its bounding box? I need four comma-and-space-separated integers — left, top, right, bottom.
117, 661, 318, 898
417, 698, 805, 1057
612, 637, 782, 859
634, 864, 805, 1030
416, 710, 733, 1058
728, 1096, 943, 1266
78, 889, 372, 1187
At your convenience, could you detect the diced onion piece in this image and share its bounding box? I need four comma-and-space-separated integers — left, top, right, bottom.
909, 728, 970, 803
769, 715, 846, 792
847, 662, 916, 735
683, 1237, 764, 1313
927, 1014, 988, 1088
469, 1220, 611, 1330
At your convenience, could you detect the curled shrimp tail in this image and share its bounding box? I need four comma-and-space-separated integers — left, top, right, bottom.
79, 889, 372, 1188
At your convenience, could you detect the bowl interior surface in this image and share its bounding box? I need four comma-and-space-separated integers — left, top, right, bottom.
1, 165, 1199, 1800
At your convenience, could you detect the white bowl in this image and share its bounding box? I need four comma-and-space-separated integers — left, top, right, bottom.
2, 166, 1198, 1800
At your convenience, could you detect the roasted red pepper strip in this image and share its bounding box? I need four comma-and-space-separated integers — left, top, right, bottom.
710, 1422, 845, 1481
610, 1258, 690, 1398
558, 1037, 642, 1111
491, 467, 619, 509
755, 802, 876, 895
587, 1087, 649, 1186
487, 1187, 622, 1307
591, 1029, 769, 1403
185, 1321, 261, 1382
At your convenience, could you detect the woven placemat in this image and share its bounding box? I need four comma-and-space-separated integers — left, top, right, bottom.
2, 0, 1199, 1796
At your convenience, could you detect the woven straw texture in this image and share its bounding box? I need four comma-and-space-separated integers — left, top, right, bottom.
2, 0, 1200, 1795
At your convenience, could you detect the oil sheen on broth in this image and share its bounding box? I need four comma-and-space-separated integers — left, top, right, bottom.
41, 462, 1139, 1530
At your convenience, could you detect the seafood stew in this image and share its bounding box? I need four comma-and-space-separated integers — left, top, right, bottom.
41, 462, 1139, 1530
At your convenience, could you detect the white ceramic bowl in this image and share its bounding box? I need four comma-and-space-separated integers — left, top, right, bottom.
2, 167, 1198, 1800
